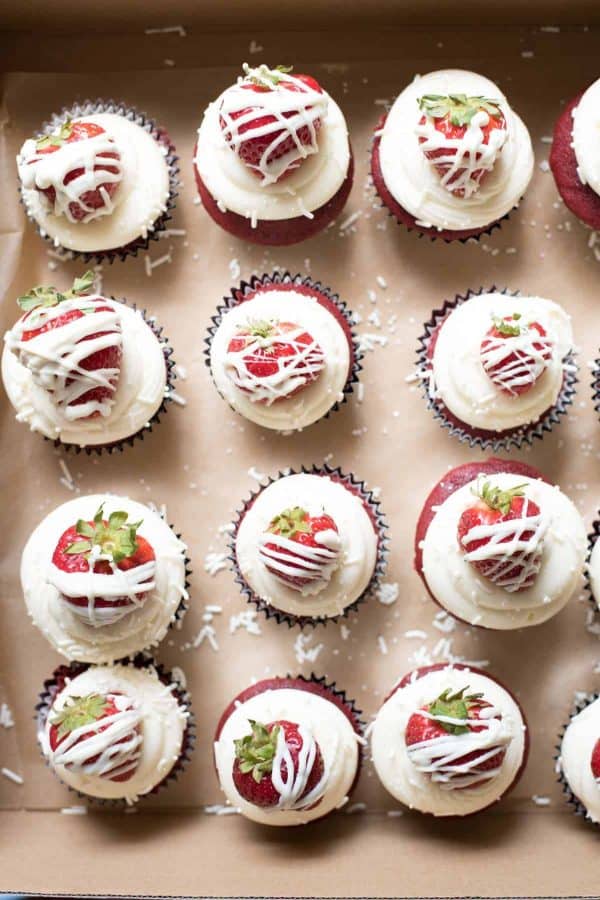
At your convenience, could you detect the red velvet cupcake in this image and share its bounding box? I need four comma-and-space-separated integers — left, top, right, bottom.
558, 691, 600, 826
414, 459, 586, 630
194, 64, 353, 245
371, 663, 529, 817
213, 675, 363, 825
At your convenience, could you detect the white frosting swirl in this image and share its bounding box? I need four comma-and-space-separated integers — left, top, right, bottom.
40, 664, 188, 803
560, 696, 600, 823
214, 686, 359, 825
430, 293, 574, 432
210, 289, 351, 431
378, 69, 534, 231
18, 113, 170, 253
21, 494, 188, 663
420, 473, 586, 629
2, 298, 167, 447
371, 666, 527, 816
572, 77, 600, 196
235, 473, 378, 619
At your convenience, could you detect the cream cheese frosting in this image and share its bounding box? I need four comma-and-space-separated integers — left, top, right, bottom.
235, 473, 378, 619
210, 289, 351, 430
371, 666, 527, 816
2, 298, 167, 447
214, 686, 360, 825
420, 473, 586, 629
39, 663, 188, 802
21, 494, 188, 663
430, 293, 574, 432
560, 696, 600, 823
18, 113, 171, 253
195, 89, 350, 223
572, 78, 600, 196
378, 69, 534, 231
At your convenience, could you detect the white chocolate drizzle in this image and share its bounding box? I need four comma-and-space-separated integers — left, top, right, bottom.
5, 296, 122, 421
219, 65, 328, 185
258, 528, 341, 596
18, 130, 124, 223
480, 324, 554, 395
271, 724, 329, 809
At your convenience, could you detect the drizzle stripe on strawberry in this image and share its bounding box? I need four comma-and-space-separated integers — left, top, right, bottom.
480, 312, 554, 396
259, 506, 341, 593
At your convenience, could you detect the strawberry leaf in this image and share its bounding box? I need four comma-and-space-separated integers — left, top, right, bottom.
268, 507, 311, 539
50, 693, 109, 739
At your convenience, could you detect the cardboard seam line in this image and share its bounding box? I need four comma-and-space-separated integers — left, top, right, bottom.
2, 895, 600, 900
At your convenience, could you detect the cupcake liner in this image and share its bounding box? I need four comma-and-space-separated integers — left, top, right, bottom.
415, 285, 578, 451
585, 518, 600, 620
369, 114, 511, 244
204, 270, 363, 428
228, 463, 388, 629
35, 654, 195, 808
48, 300, 176, 456
20, 99, 180, 264
591, 356, 600, 420
555, 691, 600, 826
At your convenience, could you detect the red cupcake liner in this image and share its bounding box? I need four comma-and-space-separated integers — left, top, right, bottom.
204, 271, 362, 428
549, 91, 600, 230
20, 99, 180, 264
193, 145, 354, 246
35, 654, 195, 807
229, 463, 388, 629
415, 286, 578, 451
45, 301, 177, 456
215, 673, 365, 820
556, 691, 600, 827
370, 113, 510, 243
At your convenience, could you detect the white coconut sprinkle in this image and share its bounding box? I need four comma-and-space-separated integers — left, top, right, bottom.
1, 767, 23, 785
376, 582, 399, 606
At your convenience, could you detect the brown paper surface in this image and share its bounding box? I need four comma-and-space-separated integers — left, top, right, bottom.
2, 21, 600, 899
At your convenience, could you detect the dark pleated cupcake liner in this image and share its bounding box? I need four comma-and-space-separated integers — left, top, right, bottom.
35, 654, 195, 808
369, 114, 512, 244
584, 518, 600, 621
204, 271, 363, 429
591, 357, 600, 421
19, 98, 180, 264
228, 463, 388, 629
555, 691, 600, 827
47, 300, 176, 456
415, 285, 578, 451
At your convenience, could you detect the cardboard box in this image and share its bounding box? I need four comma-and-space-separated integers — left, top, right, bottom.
2, 5, 600, 897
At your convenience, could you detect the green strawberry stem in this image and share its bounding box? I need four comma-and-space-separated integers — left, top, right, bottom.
418, 94, 502, 127
428, 686, 484, 735
242, 63, 294, 89
65, 503, 142, 563
50, 693, 110, 739
474, 480, 527, 516
234, 719, 280, 783
492, 313, 523, 337
268, 507, 310, 539
36, 119, 74, 151
17, 270, 95, 313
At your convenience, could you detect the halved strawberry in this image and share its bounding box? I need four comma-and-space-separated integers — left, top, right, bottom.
225, 319, 325, 404
480, 312, 554, 396
49, 692, 141, 782
259, 506, 341, 590
30, 119, 121, 221
405, 686, 507, 789
417, 94, 507, 198
457, 480, 544, 592
591, 738, 600, 781
51, 503, 155, 625
219, 64, 325, 183
232, 718, 325, 809
14, 271, 122, 419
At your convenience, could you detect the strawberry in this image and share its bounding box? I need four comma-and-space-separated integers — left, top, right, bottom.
225, 319, 325, 404
417, 94, 507, 197
405, 687, 507, 789
31, 119, 121, 221
51, 503, 155, 622
260, 506, 341, 589
480, 312, 554, 396
457, 480, 544, 592
232, 719, 325, 809
15, 271, 122, 419
49, 692, 141, 782
591, 738, 600, 780
219, 64, 325, 183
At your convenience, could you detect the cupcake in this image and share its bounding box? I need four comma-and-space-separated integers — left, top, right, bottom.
550, 78, 600, 229
206, 272, 360, 431
414, 459, 587, 629
194, 64, 353, 245
558, 693, 600, 824
17, 100, 178, 261
232, 466, 387, 626
371, 663, 529, 817
213, 675, 363, 825
2, 271, 174, 453
416, 288, 577, 450
371, 69, 534, 241
21, 494, 189, 663
37, 659, 193, 804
